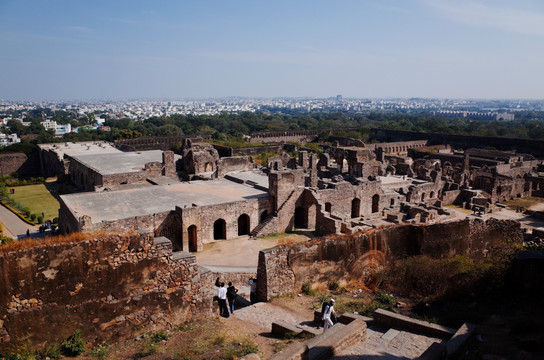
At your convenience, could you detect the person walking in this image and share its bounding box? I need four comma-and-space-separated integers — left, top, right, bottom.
249, 278, 257, 304
217, 282, 229, 318
322, 298, 336, 332
227, 282, 238, 314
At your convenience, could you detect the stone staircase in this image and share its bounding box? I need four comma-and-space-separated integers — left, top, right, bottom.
250, 215, 275, 237
250, 189, 297, 238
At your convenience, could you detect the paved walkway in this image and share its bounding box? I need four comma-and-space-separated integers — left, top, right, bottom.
333, 326, 442, 360
0, 204, 39, 239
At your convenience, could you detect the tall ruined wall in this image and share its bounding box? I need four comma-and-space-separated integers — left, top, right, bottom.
67, 155, 103, 191
257, 219, 523, 300
0, 233, 209, 351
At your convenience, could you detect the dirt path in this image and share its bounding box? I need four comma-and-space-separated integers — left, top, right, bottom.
233, 301, 313, 332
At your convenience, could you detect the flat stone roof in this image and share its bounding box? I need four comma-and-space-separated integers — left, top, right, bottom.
224, 171, 269, 189
38, 141, 120, 159
60, 178, 269, 224
72, 150, 181, 175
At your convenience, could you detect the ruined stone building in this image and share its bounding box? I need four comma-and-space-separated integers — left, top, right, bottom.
42, 136, 544, 254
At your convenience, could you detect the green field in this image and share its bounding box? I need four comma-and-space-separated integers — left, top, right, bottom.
8, 184, 60, 221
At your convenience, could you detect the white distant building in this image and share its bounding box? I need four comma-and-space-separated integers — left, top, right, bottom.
42, 120, 57, 131
55, 123, 72, 136
0, 133, 21, 147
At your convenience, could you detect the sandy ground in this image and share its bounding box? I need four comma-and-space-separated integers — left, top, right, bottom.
195, 232, 311, 266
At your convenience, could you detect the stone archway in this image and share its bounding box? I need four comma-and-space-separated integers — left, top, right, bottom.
238, 214, 250, 236
294, 206, 307, 228
351, 198, 361, 218
188, 225, 197, 252
372, 194, 380, 213
213, 219, 226, 240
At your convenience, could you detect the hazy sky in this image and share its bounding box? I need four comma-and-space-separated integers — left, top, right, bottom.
1, 0, 543, 100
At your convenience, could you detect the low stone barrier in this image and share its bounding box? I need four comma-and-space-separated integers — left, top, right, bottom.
272, 321, 303, 337
446, 322, 477, 358
374, 309, 455, 339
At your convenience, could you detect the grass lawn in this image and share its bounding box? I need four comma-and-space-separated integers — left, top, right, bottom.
8, 184, 60, 221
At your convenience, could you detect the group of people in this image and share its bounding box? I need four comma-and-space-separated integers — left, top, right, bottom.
214, 277, 337, 333
214, 277, 258, 318
215, 277, 239, 318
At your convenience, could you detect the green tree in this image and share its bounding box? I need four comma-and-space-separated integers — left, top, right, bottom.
154, 124, 183, 137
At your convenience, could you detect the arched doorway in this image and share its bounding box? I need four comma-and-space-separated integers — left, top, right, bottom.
205, 162, 213, 172
188, 225, 197, 252
325, 202, 332, 213
372, 194, 380, 213
260, 210, 268, 223
238, 214, 250, 236
294, 206, 307, 228
421, 193, 426, 201
351, 198, 361, 218
213, 219, 226, 240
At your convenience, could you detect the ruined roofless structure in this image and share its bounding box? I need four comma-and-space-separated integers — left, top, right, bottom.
48, 137, 544, 253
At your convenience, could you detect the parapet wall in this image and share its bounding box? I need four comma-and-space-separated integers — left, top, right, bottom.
257, 218, 523, 300
0, 233, 209, 351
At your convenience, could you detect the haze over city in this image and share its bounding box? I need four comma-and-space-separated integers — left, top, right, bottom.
1, 0, 543, 101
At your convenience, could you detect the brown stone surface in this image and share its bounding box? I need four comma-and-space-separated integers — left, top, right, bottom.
0, 234, 210, 351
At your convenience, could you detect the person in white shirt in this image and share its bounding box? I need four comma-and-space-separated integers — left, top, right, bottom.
322, 298, 336, 332
217, 282, 229, 318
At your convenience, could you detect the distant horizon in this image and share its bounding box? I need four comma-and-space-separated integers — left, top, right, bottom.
1, 1, 543, 100
2, 96, 544, 103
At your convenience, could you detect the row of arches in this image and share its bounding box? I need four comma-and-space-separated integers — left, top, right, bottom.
294, 195, 382, 229
186, 212, 270, 252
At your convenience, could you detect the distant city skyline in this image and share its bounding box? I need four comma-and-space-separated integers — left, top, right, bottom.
1, 0, 543, 101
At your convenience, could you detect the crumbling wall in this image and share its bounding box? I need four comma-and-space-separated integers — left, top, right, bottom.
0, 233, 209, 351
257, 219, 523, 300
216, 156, 252, 177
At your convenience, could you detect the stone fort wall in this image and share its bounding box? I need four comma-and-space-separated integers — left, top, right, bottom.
249, 130, 319, 144
256, 218, 523, 300
0, 233, 209, 351
0, 151, 40, 177
0, 153, 27, 176
114, 135, 209, 151
372, 128, 544, 158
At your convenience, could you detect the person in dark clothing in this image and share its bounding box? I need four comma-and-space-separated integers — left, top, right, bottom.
226, 282, 238, 314
215, 277, 221, 287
